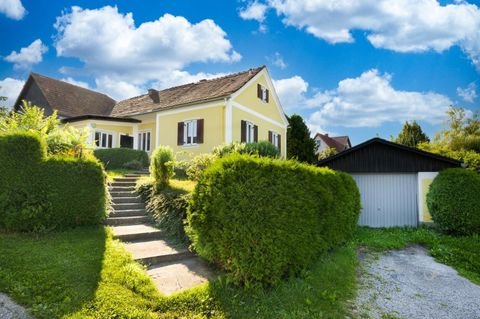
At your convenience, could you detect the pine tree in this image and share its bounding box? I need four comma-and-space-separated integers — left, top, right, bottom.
395, 120, 430, 148
286, 114, 317, 163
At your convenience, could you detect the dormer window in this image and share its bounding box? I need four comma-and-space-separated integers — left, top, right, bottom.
257, 84, 269, 103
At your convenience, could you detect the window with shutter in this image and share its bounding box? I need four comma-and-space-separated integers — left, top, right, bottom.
270, 131, 280, 149
182, 119, 203, 145
243, 121, 256, 143
257, 84, 269, 103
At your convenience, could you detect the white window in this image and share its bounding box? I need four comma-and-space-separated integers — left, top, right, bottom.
261, 86, 268, 102
95, 131, 113, 148
137, 131, 151, 152
272, 132, 280, 149
184, 120, 198, 145
246, 121, 255, 143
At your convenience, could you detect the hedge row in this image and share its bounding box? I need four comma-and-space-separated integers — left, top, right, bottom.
427, 168, 480, 235
0, 132, 107, 231
94, 148, 149, 170
186, 154, 361, 287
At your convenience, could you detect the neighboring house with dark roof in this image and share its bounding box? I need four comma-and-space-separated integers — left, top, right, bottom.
14, 66, 288, 157
314, 133, 351, 153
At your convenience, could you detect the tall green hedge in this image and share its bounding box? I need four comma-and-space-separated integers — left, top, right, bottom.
0, 132, 107, 232
427, 168, 480, 235
187, 154, 361, 287
94, 148, 149, 170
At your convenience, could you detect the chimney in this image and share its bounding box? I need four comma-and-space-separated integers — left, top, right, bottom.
148, 89, 160, 103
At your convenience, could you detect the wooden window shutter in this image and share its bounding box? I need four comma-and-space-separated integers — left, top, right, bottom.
241, 120, 247, 142
266, 89, 269, 103
278, 134, 281, 153
254, 125, 258, 143
177, 122, 184, 145
197, 119, 204, 144
257, 84, 262, 99
268, 131, 272, 143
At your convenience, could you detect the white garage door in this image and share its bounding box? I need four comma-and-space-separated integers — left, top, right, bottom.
351, 174, 418, 227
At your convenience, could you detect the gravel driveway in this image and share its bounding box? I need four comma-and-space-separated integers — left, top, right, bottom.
0, 293, 32, 319
354, 245, 480, 319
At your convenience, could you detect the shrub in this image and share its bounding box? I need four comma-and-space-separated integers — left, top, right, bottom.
427, 168, 480, 235
187, 154, 361, 287
150, 145, 175, 189
94, 148, 149, 170
0, 132, 107, 232
123, 159, 143, 170
212, 142, 246, 158
186, 153, 217, 181
244, 141, 279, 158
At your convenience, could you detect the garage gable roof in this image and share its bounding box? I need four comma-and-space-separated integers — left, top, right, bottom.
318, 138, 462, 173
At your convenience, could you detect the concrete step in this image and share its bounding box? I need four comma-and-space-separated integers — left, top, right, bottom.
112, 209, 147, 217
124, 174, 145, 177
111, 181, 137, 187
124, 240, 193, 265
109, 186, 135, 192
105, 215, 150, 226
110, 191, 137, 198
113, 177, 140, 182
147, 257, 215, 295
112, 203, 145, 211
112, 224, 164, 242
112, 196, 143, 204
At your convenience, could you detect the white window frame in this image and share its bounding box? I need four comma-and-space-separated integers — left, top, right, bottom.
94, 130, 114, 149
259, 85, 268, 103
246, 121, 255, 143
137, 130, 152, 152
184, 119, 198, 146
271, 131, 280, 149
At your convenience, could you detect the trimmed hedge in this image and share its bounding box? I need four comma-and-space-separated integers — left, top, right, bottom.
427, 168, 480, 235
0, 132, 107, 232
187, 154, 361, 287
94, 148, 149, 170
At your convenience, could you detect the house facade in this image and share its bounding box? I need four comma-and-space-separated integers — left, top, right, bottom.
15, 66, 288, 158
314, 133, 351, 154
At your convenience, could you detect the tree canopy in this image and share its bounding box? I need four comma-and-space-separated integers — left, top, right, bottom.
286, 114, 317, 163
395, 120, 429, 147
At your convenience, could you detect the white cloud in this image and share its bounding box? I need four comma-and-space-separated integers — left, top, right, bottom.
0, 78, 25, 108
95, 76, 144, 101
239, 1, 268, 22
274, 70, 453, 133
54, 5, 241, 92
264, 0, 480, 69
268, 52, 287, 69
61, 77, 90, 89
0, 0, 25, 20
457, 82, 477, 103
4, 39, 48, 69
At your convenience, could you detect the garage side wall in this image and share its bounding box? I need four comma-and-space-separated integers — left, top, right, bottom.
418, 172, 438, 223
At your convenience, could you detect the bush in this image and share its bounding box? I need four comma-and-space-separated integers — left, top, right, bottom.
150, 145, 175, 189
187, 154, 361, 287
94, 148, 149, 170
0, 132, 107, 232
244, 141, 279, 158
427, 168, 480, 235
186, 153, 217, 181
212, 142, 246, 158
123, 160, 143, 170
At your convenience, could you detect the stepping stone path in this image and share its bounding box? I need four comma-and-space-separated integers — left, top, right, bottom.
106, 172, 214, 295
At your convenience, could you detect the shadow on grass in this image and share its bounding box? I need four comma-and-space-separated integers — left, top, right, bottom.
0, 226, 107, 319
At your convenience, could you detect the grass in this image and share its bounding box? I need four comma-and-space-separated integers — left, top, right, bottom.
354, 227, 480, 285
0, 226, 358, 318
105, 168, 139, 182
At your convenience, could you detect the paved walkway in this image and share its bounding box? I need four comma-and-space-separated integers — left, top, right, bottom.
0, 293, 32, 319
107, 173, 214, 295
354, 245, 480, 319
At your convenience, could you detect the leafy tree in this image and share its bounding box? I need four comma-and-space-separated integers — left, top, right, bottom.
286, 114, 317, 163
318, 147, 337, 160
395, 120, 430, 147
0, 90, 8, 116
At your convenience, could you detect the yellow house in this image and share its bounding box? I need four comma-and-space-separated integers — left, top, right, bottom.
15, 66, 288, 158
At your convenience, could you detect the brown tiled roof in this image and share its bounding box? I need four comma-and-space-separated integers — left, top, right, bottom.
30, 73, 116, 117
111, 66, 265, 117
315, 133, 351, 152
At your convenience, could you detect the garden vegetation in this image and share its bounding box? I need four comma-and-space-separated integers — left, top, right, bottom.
94, 148, 149, 170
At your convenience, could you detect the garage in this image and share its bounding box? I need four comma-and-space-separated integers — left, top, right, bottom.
318, 138, 461, 227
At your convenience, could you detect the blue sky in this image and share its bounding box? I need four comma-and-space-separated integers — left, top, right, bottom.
0, 0, 479, 144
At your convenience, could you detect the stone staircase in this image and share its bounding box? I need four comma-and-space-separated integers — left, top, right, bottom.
106, 172, 214, 295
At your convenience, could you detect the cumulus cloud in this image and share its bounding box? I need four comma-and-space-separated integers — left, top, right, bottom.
0, 77, 25, 107
253, 0, 480, 69
0, 0, 25, 20
94, 76, 144, 101
54, 5, 241, 93
273, 69, 453, 133
4, 39, 48, 69
457, 82, 477, 103
239, 1, 269, 32
61, 77, 90, 89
